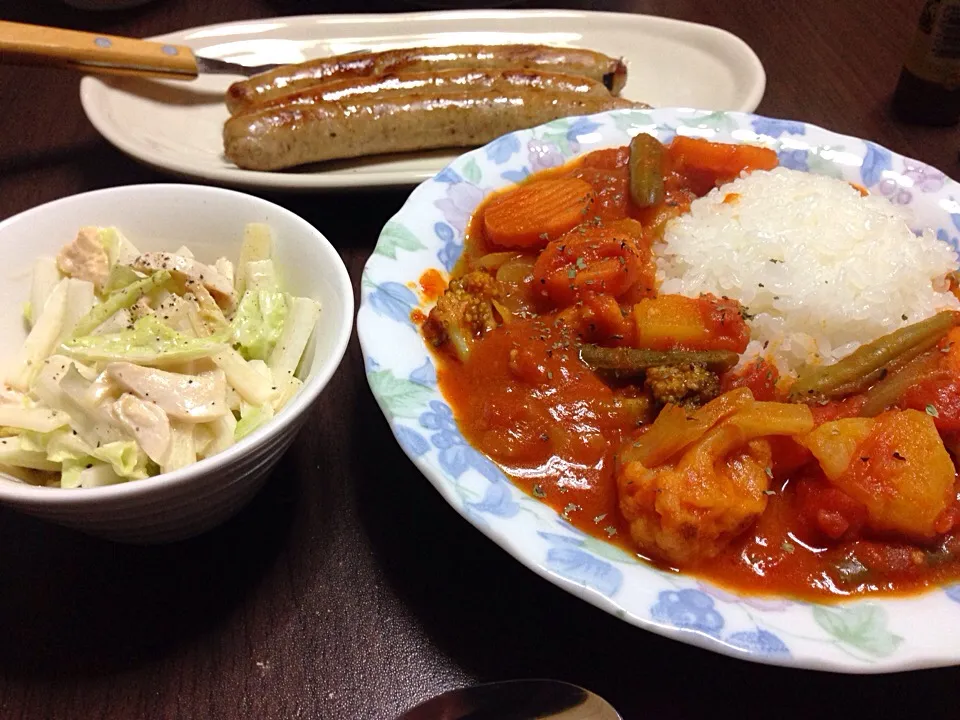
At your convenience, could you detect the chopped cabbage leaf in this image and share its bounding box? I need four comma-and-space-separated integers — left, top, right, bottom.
98, 227, 141, 267
103, 265, 143, 294
0, 405, 70, 433
235, 402, 274, 441
81, 465, 127, 488
92, 440, 148, 479
231, 289, 288, 361
45, 429, 94, 463
71, 270, 171, 338
62, 315, 230, 365
0, 437, 60, 471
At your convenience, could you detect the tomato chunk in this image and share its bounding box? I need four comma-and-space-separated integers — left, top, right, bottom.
902, 377, 960, 431
721, 357, 780, 400
796, 477, 868, 540
532, 218, 650, 307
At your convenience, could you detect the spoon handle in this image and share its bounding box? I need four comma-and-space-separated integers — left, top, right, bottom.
0, 21, 198, 79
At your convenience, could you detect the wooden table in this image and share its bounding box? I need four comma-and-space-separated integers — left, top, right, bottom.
0, 0, 958, 718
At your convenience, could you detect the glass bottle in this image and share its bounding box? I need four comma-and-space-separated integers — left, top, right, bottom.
892, 0, 960, 125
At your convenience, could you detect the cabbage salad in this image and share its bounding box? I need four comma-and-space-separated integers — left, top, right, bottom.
0, 224, 320, 488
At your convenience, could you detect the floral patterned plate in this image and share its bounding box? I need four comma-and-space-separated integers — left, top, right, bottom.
357, 108, 960, 673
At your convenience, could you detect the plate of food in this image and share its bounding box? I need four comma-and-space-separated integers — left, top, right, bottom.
78, 9, 764, 190
358, 107, 960, 672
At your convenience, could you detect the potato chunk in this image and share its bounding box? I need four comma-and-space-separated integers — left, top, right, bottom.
800, 410, 955, 539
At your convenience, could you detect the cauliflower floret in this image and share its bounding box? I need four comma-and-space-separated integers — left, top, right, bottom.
423, 271, 500, 361
620, 424, 773, 566
644, 363, 720, 408
57, 227, 110, 292
618, 393, 814, 566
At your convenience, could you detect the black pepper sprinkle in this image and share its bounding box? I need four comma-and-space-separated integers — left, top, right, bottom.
893, 451, 906, 461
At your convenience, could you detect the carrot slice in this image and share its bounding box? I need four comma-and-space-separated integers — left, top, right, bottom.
483, 178, 596, 249
668, 136, 778, 177
532, 218, 647, 307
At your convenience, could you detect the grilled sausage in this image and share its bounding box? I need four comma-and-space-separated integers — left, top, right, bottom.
223, 88, 639, 171
252, 67, 617, 110
225, 44, 628, 115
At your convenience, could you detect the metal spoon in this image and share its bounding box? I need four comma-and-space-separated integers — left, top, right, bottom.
396, 679, 622, 720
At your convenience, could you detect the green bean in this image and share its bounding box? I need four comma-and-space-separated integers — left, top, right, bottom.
814, 332, 942, 400
579, 344, 740, 374
788, 311, 957, 402
859, 349, 946, 417
628, 133, 665, 208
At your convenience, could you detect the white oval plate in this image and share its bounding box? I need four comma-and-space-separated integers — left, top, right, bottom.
358, 107, 960, 672
79, 10, 764, 191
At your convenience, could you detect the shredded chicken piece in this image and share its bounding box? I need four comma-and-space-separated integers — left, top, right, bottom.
110, 393, 171, 464
422, 271, 500, 361
130, 296, 154, 321
57, 227, 110, 292
644, 363, 720, 408
132, 252, 237, 313
106, 362, 228, 422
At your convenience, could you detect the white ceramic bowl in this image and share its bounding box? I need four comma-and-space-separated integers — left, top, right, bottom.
0, 184, 353, 543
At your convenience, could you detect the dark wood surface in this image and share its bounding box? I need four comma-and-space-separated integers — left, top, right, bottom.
0, 1, 958, 718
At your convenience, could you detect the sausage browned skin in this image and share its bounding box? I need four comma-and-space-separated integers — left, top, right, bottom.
252, 68, 617, 110
223, 90, 638, 171
225, 44, 628, 115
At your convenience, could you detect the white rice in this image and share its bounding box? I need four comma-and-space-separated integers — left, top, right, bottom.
658, 167, 960, 374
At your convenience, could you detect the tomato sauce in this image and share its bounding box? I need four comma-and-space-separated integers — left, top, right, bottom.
425, 140, 960, 601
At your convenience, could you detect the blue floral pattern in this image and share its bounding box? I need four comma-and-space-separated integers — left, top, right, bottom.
485, 133, 521, 164
358, 108, 960, 672
726, 629, 791, 656
778, 148, 809, 172
394, 425, 429, 458
751, 116, 806, 137
861, 142, 892, 187
651, 590, 724, 635
538, 531, 623, 597
367, 281, 418, 329
409, 358, 436, 387
434, 221, 461, 272
419, 401, 503, 482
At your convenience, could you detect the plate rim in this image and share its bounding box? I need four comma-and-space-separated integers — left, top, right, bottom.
358, 106, 960, 673
78, 9, 766, 191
